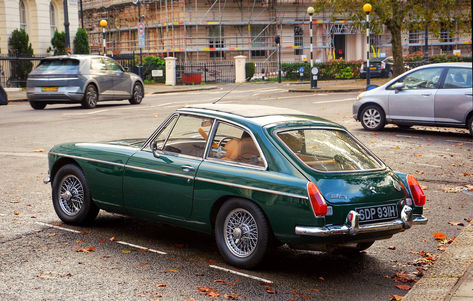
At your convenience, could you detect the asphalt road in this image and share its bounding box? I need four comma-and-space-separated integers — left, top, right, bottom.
0, 83, 472, 300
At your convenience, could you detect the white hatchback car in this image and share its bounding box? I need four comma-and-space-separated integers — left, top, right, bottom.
353, 62, 472, 136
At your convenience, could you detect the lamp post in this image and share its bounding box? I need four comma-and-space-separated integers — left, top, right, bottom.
307, 6, 317, 89
100, 19, 108, 56
275, 34, 281, 83
63, 0, 70, 52
363, 3, 372, 90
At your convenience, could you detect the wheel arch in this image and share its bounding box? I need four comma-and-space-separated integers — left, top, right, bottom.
357, 102, 387, 121
51, 157, 82, 184
84, 81, 100, 95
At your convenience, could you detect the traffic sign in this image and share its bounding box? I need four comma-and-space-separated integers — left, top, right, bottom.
138, 22, 145, 49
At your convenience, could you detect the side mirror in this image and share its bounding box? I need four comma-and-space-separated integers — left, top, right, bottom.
392, 82, 405, 93
151, 140, 160, 158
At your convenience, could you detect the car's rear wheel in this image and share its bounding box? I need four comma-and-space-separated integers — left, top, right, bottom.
129, 82, 143, 105
82, 84, 98, 109
360, 105, 386, 131
29, 101, 46, 110
52, 164, 99, 225
468, 116, 473, 136
215, 198, 272, 269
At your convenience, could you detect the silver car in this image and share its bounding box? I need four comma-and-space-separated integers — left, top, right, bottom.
353, 62, 472, 136
27, 55, 144, 110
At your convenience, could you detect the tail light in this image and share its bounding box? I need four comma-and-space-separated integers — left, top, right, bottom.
407, 175, 426, 206
381, 62, 386, 69
307, 182, 327, 217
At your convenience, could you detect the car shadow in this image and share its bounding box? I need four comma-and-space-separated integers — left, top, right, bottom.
43, 102, 132, 111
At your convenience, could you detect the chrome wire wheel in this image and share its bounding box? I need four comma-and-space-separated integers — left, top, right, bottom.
224, 208, 259, 258
362, 108, 382, 129
58, 175, 84, 216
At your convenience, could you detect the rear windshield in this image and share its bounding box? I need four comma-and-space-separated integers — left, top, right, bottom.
277, 129, 384, 172
36, 59, 79, 73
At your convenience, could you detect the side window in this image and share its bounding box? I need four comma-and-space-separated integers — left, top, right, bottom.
208, 122, 264, 167
104, 58, 123, 71
161, 115, 213, 157
443, 68, 472, 89
395, 68, 444, 90
151, 115, 178, 150
90, 58, 107, 71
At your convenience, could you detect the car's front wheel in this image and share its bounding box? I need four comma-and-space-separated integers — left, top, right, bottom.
360, 105, 386, 131
82, 84, 98, 109
52, 164, 99, 225
29, 101, 46, 110
215, 198, 272, 269
129, 82, 143, 105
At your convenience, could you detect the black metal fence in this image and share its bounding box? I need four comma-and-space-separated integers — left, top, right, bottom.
107, 53, 137, 74
176, 61, 235, 84
0, 56, 44, 87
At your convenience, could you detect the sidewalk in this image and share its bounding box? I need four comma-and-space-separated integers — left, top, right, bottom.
287, 78, 389, 93
404, 222, 473, 301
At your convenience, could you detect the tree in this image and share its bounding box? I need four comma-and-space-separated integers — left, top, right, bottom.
315, 0, 472, 76
73, 28, 90, 54
8, 29, 33, 87
49, 30, 66, 55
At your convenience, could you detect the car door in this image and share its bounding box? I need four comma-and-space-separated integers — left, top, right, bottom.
388, 67, 445, 123
123, 114, 214, 219
434, 67, 473, 125
104, 58, 132, 99
89, 57, 114, 99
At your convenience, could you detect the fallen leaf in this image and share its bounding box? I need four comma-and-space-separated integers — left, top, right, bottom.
98, 239, 106, 243
214, 280, 225, 283
432, 232, 447, 240
318, 276, 325, 281
168, 269, 179, 273
465, 218, 472, 223
265, 287, 276, 294
157, 283, 167, 288
259, 282, 272, 286
224, 293, 239, 300
396, 146, 401, 150
80, 230, 89, 235
206, 260, 216, 265
414, 153, 422, 157
388, 246, 396, 250
391, 295, 403, 301
10, 200, 20, 203
437, 246, 448, 252
208, 291, 220, 298
33, 149, 45, 152
48, 233, 56, 237
448, 222, 465, 227
13, 211, 20, 215
109, 236, 115, 242
122, 250, 132, 254
395, 284, 411, 291
394, 271, 416, 283
310, 288, 320, 292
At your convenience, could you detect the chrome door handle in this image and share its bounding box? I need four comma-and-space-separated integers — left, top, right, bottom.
181, 165, 195, 172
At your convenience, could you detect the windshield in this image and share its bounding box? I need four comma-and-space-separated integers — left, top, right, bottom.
36, 59, 79, 74
277, 129, 384, 172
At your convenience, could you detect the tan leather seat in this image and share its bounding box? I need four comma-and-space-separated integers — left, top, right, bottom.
223, 138, 242, 161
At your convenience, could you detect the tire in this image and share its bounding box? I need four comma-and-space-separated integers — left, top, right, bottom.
82, 84, 98, 109
29, 101, 46, 110
360, 105, 386, 131
52, 164, 99, 225
468, 116, 473, 137
129, 82, 143, 105
215, 198, 272, 269
396, 124, 412, 130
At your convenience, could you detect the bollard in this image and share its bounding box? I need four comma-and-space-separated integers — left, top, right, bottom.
262, 68, 265, 81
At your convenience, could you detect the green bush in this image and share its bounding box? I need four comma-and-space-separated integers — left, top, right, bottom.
282, 60, 361, 80
8, 28, 33, 87
73, 28, 90, 54
140, 56, 165, 83
49, 30, 66, 55
404, 51, 471, 63
245, 62, 255, 81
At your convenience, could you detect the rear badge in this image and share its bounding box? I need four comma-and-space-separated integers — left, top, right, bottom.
369, 186, 377, 194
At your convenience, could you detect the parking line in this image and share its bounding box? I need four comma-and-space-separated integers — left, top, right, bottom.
116, 240, 167, 255
0, 213, 5, 216
35, 221, 82, 234
0, 152, 47, 158
209, 264, 273, 283
396, 135, 414, 138
406, 162, 442, 168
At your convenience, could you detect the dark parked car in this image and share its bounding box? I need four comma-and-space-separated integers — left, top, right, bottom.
27, 55, 144, 110
360, 56, 395, 78
44, 104, 427, 269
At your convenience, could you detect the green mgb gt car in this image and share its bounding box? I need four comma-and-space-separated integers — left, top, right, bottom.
44, 104, 427, 268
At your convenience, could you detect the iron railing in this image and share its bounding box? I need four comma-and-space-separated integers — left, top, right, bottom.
177, 61, 235, 84
0, 56, 44, 87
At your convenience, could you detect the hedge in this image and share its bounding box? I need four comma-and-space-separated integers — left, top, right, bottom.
404, 51, 472, 63
282, 59, 362, 80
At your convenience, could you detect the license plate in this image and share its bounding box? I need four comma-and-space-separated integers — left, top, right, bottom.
369, 67, 377, 70
355, 204, 398, 223
42, 87, 58, 92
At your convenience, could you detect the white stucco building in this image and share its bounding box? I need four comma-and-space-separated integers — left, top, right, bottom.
0, 0, 79, 55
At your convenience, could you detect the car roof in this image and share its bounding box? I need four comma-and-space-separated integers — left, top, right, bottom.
415, 62, 471, 68
178, 104, 342, 129
41, 55, 109, 61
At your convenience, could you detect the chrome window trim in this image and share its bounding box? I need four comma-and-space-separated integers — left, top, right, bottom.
195, 177, 308, 200
272, 126, 386, 174
49, 152, 125, 168
126, 165, 194, 180
141, 113, 179, 151
204, 157, 267, 171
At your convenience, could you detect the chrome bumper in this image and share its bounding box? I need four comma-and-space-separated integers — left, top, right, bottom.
43, 176, 50, 184
295, 205, 427, 237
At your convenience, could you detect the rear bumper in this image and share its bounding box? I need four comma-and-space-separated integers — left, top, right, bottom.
27, 92, 84, 102
295, 205, 427, 237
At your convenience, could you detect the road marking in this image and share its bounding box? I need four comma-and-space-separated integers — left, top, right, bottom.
0, 213, 5, 216
312, 98, 354, 104
261, 94, 327, 100
0, 152, 47, 158
116, 240, 167, 255
406, 162, 442, 168
395, 135, 414, 138
446, 139, 473, 144
63, 109, 110, 116
209, 264, 273, 283
35, 221, 82, 234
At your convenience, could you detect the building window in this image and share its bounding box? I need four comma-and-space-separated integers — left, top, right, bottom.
294, 26, 303, 55
50, 2, 57, 37
19, 0, 27, 31
250, 25, 266, 58
209, 27, 225, 59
